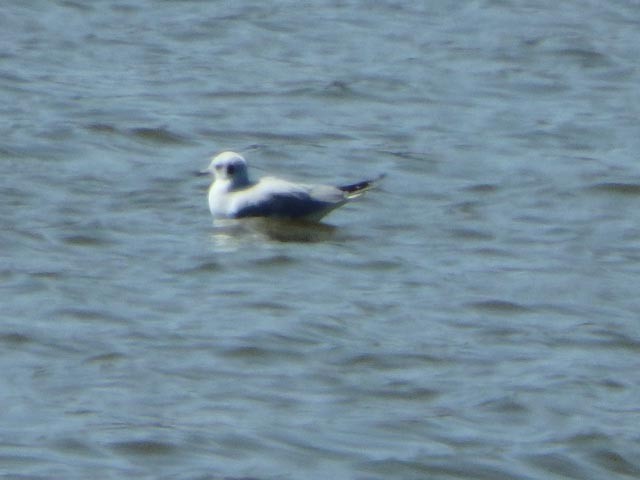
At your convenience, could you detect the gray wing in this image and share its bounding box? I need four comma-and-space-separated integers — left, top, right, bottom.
231, 179, 347, 220
234, 190, 342, 219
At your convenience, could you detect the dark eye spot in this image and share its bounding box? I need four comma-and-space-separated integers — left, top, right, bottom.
227, 164, 236, 175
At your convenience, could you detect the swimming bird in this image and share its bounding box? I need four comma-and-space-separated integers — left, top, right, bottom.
201, 151, 382, 222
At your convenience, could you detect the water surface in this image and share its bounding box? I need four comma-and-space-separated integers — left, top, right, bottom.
2, 1, 640, 479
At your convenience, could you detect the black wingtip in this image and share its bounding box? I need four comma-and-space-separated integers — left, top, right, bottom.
338, 173, 386, 195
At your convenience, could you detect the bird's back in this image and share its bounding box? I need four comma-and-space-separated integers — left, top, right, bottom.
228, 177, 346, 221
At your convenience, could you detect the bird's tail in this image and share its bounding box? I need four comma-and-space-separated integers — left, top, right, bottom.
338, 174, 385, 199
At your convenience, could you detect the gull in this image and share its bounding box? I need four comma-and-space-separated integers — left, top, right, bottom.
201, 151, 382, 222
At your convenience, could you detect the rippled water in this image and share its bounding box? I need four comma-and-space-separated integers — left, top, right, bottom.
2, 1, 640, 479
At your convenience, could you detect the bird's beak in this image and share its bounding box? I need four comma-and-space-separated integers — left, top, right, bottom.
196, 168, 211, 177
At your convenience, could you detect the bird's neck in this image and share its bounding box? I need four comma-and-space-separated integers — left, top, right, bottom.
213, 176, 251, 193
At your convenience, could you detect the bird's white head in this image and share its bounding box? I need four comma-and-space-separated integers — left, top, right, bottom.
205, 151, 250, 187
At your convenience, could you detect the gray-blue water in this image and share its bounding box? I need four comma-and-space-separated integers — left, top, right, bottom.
2, 1, 640, 479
